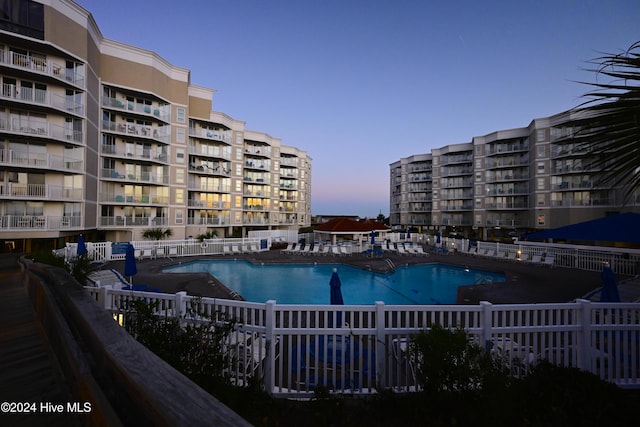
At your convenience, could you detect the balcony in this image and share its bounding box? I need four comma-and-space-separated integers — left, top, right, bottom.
99, 216, 162, 227
0, 183, 83, 201
0, 117, 83, 144
186, 216, 229, 226
188, 145, 232, 161
188, 164, 231, 177
100, 169, 169, 185
187, 180, 231, 193
0, 215, 81, 230
0, 149, 83, 172
101, 144, 168, 163
102, 96, 171, 122
105, 194, 168, 205
1, 84, 84, 115
0, 52, 85, 87
101, 120, 170, 144
188, 127, 232, 143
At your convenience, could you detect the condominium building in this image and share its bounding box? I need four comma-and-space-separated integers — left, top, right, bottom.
0, 0, 311, 253
390, 111, 640, 241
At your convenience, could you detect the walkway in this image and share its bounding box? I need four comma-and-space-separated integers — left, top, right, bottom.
0, 254, 77, 427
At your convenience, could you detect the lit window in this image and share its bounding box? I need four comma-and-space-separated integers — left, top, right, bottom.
176, 107, 186, 123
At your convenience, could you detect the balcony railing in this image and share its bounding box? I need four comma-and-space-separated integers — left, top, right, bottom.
188, 145, 232, 161
99, 216, 166, 227
101, 144, 168, 163
188, 128, 232, 143
0, 51, 85, 87
104, 194, 168, 205
0, 183, 83, 200
101, 120, 170, 144
0, 117, 83, 144
100, 169, 169, 185
0, 149, 83, 172
186, 216, 230, 225
0, 215, 81, 230
102, 96, 171, 122
1, 84, 84, 114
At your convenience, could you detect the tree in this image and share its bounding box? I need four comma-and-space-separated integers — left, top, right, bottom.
560, 41, 640, 203
142, 227, 173, 240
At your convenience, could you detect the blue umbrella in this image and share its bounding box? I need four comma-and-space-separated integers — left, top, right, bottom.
436, 231, 441, 246
330, 268, 344, 305
124, 243, 137, 284
600, 264, 620, 302
406, 229, 411, 239
329, 268, 344, 327
370, 230, 375, 245
77, 234, 87, 256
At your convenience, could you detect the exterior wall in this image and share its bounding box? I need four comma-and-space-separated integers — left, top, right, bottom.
0, 0, 311, 252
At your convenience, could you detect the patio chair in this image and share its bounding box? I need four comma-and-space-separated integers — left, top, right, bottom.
320, 245, 330, 256
506, 251, 517, 262
309, 244, 320, 256
223, 245, 231, 255
298, 245, 311, 256
526, 253, 543, 264
396, 245, 408, 256
280, 243, 294, 254
331, 246, 341, 256
340, 246, 351, 256
414, 246, 430, 257
541, 254, 555, 267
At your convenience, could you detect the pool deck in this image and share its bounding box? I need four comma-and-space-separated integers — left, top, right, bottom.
102, 247, 640, 305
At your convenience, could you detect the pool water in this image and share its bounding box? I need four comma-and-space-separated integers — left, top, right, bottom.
163, 261, 505, 305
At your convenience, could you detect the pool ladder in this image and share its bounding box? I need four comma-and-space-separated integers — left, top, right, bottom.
385, 258, 395, 270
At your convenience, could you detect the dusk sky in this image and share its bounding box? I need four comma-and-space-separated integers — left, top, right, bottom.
76, 0, 639, 217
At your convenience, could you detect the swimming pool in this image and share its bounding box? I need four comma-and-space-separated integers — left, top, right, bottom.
163, 260, 505, 305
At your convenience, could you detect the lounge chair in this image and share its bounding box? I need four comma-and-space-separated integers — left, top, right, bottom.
280, 243, 294, 254
396, 245, 408, 256
223, 245, 231, 255
309, 245, 320, 256
298, 245, 311, 256
340, 246, 351, 256
331, 246, 341, 256
414, 246, 429, 257
526, 254, 543, 264
320, 245, 330, 256
484, 250, 496, 258
541, 254, 555, 267
506, 251, 517, 262
518, 253, 530, 262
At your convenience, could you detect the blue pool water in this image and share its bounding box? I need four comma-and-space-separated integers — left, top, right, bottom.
163, 261, 505, 305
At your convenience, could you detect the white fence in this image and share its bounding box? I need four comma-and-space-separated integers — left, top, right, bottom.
64, 236, 640, 276
85, 286, 640, 396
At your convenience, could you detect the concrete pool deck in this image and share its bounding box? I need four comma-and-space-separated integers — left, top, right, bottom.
101, 247, 639, 305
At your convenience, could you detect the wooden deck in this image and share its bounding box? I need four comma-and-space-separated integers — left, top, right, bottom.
0, 254, 78, 426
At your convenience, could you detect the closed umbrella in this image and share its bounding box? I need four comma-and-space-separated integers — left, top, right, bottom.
77, 234, 87, 256
406, 229, 411, 240
370, 230, 375, 245
436, 231, 441, 247
600, 263, 620, 302
124, 243, 137, 284
329, 268, 344, 327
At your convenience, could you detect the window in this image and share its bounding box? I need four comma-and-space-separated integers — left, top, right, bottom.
176, 107, 186, 123
175, 210, 183, 224
176, 127, 185, 143
537, 161, 545, 173
475, 145, 482, 155
176, 148, 184, 163
537, 214, 545, 225
537, 129, 545, 142
175, 188, 183, 204
537, 178, 545, 190
537, 194, 545, 206
537, 145, 545, 158
475, 159, 482, 169
175, 168, 184, 184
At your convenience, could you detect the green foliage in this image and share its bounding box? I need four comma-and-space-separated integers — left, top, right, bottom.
142, 227, 173, 240
298, 226, 314, 234
196, 230, 218, 242
409, 324, 508, 395
32, 249, 93, 286
124, 297, 236, 389
562, 41, 640, 202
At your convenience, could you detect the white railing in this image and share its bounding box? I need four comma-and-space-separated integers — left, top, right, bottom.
84, 287, 640, 396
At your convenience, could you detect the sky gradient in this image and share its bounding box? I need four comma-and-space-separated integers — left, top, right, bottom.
76, 0, 639, 217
